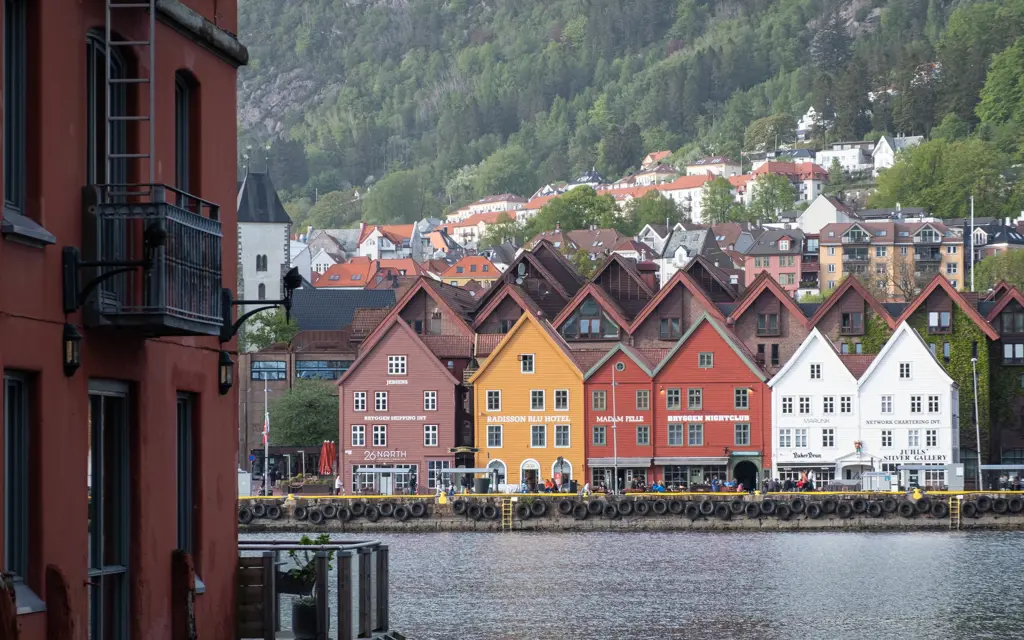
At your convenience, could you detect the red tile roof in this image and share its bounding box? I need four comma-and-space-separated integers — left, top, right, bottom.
753, 161, 829, 181
441, 256, 499, 279
839, 354, 876, 378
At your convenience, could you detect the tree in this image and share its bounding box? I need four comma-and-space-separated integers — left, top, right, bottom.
870, 138, 1011, 219
626, 191, 684, 234
832, 56, 871, 140
444, 165, 478, 206
743, 114, 795, 152
473, 145, 535, 200
598, 123, 643, 178
269, 381, 339, 447
363, 170, 440, 224
525, 187, 618, 236
930, 114, 970, 141
810, 7, 851, 75
827, 158, 846, 188
306, 190, 359, 230
563, 248, 598, 279
748, 174, 795, 222
974, 250, 1024, 291
240, 308, 299, 352
700, 177, 742, 224
479, 212, 525, 249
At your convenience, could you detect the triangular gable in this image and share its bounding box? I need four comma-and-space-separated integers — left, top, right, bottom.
468, 311, 582, 384
984, 281, 1013, 302
470, 282, 544, 330
842, 222, 871, 238
893, 275, 998, 340
591, 253, 655, 297
583, 343, 655, 380
337, 316, 460, 387
550, 283, 632, 334
808, 275, 896, 329
984, 286, 1024, 322
768, 328, 856, 388
684, 254, 738, 301
727, 271, 810, 328
857, 322, 956, 388
628, 270, 725, 331
359, 277, 476, 348
531, 238, 585, 292
472, 249, 573, 313
651, 312, 766, 381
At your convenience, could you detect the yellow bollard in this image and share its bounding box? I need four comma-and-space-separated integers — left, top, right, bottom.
438, 493, 448, 505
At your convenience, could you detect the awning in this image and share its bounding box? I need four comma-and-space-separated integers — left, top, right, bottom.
436, 468, 498, 474
654, 457, 729, 466
775, 462, 835, 468
588, 458, 652, 467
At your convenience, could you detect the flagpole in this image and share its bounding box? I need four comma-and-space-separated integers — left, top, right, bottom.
264, 378, 270, 496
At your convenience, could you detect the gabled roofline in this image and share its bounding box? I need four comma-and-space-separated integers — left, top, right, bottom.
984, 281, 1013, 302
583, 343, 655, 380
651, 312, 766, 381
468, 311, 582, 383
531, 237, 586, 288
768, 328, 856, 388
472, 249, 573, 312
628, 269, 726, 331
591, 253, 654, 296
808, 275, 896, 329
684, 254, 738, 300
359, 277, 475, 348
337, 316, 460, 387
857, 322, 956, 388
727, 271, 809, 328
984, 286, 1024, 322
470, 282, 544, 330
893, 275, 999, 340
550, 282, 633, 334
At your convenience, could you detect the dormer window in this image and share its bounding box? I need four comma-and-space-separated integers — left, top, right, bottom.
928, 311, 952, 334
841, 312, 864, 335
756, 313, 779, 336
778, 239, 790, 251
560, 299, 619, 340
916, 228, 940, 243
1001, 311, 1024, 335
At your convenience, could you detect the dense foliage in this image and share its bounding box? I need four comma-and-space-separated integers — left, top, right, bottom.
269, 381, 340, 447
238, 0, 1024, 228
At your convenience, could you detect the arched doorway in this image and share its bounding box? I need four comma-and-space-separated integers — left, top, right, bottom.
487, 460, 506, 489
552, 458, 572, 489
520, 459, 540, 491
733, 461, 758, 490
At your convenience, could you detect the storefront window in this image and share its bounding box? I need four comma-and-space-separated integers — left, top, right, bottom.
295, 360, 352, 380
251, 360, 286, 381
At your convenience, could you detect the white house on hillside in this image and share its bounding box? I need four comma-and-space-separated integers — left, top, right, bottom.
857, 322, 959, 488
872, 135, 924, 176
236, 172, 292, 327
815, 141, 874, 175
769, 328, 860, 486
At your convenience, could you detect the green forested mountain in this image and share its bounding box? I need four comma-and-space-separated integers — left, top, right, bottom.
236, 0, 1024, 228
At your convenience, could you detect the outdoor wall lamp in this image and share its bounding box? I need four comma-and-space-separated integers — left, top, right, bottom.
723, 447, 731, 456
62, 323, 82, 377
61, 223, 167, 314
218, 350, 235, 395
219, 267, 303, 343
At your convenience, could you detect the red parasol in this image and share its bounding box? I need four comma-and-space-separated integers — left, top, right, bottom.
317, 440, 331, 475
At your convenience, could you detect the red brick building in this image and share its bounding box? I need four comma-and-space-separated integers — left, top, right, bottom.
338, 318, 460, 494
650, 314, 771, 489
583, 344, 658, 489
0, 1, 245, 637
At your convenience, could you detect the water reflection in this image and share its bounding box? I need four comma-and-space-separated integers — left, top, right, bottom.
243, 531, 1024, 639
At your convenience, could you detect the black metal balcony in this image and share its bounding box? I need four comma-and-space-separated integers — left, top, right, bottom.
79, 184, 222, 337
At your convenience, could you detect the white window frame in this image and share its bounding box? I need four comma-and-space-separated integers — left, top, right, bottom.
688, 388, 702, 410
374, 391, 388, 412
698, 352, 714, 369
882, 430, 893, 447
899, 362, 912, 379
530, 389, 545, 411
353, 392, 366, 412
487, 425, 503, 448
798, 396, 811, 415
926, 429, 937, 447
794, 428, 808, 448
554, 425, 570, 448
387, 355, 407, 375
531, 425, 546, 448
520, 354, 535, 374
486, 390, 501, 412
881, 395, 893, 413
928, 395, 940, 413
810, 363, 821, 379
423, 424, 438, 447
688, 423, 703, 446
840, 395, 852, 415
779, 428, 792, 448
372, 424, 387, 447
636, 389, 649, 411
782, 396, 793, 415
822, 428, 834, 448
908, 429, 920, 447
351, 425, 365, 447
910, 395, 922, 414
822, 396, 834, 415
423, 390, 437, 411
734, 423, 750, 446
554, 389, 569, 411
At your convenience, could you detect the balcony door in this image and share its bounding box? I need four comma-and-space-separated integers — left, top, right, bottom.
88, 382, 130, 640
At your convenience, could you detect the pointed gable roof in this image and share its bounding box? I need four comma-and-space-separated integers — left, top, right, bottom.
857, 322, 956, 388
727, 271, 810, 328
359, 276, 476, 348
768, 328, 857, 387
984, 286, 1024, 322
591, 252, 654, 295
237, 172, 293, 224
651, 312, 766, 380
893, 275, 998, 340
583, 343, 655, 380
337, 316, 460, 386
530, 238, 585, 294
472, 245, 574, 312
684, 254, 739, 301
470, 281, 546, 329
468, 311, 582, 384
629, 269, 725, 331
984, 281, 1013, 302
550, 282, 633, 334
808, 275, 896, 329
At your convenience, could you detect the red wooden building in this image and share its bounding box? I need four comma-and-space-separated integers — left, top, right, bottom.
338, 318, 459, 494
583, 344, 658, 488
0, 1, 245, 637
650, 314, 771, 489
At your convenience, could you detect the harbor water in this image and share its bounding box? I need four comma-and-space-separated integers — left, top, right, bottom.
242, 530, 1024, 639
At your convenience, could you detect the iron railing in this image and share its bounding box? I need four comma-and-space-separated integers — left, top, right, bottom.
82, 184, 222, 336
237, 539, 399, 640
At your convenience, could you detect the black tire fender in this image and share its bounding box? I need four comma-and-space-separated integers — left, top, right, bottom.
806, 503, 823, 519
930, 501, 949, 519
684, 503, 700, 520
898, 501, 916, 518
714, 503, 731, 520
452, 500, 468, 515
587, 500, 604, 515
394, 505, 410, 521
602, 503, 618, 519
976, 496, 992, 513
652, 499, 669, 515
294, 506, 308, 521
852, 498, 868, 514
378, 502, 395, 517
251, 503, 267, 518
699, 500, 715, 516
365, 506, 380, 522
759, 499, 776, 516
531, 500, 548, 517
789, 497, 806, 514
336, 507, 352, 522
617, 501, 634, 517
635, 501, 651, 516
515, 503, 531, 519
776, 504, 792, 521
409, 502, 426, 517
836, 502, 854, 519
881, 497, 898, 513
572, 502, 588, 520
557, 499, 574, 515
238, 507, 253, 525
962, 502, 979, 518
350, 501, 365, 517
309, 509, 325, 525
915, 498, 931, 514
1008, 497, 1024, 514
745, 502, 761, 519
822, 498, 838, 514
668, 499, 684, 515
993, 498, 1009, 514
482, 504, 498, 520
321, 504, 337, 519
729, 499, 745, 515
866, 501, 883, 518
468, 504, 483, 520
266, 505, 282, 520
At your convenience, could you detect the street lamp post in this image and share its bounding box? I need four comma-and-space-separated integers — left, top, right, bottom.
611, 363, 619, 495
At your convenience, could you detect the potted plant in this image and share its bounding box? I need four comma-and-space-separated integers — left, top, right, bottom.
279, 534, 334, 640
291, 596, 319, 640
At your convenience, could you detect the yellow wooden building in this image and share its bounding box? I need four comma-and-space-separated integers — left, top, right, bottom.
469, 311, 584, 491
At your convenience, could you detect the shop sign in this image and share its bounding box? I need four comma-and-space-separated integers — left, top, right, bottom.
802, 418, 832, 425
865, 419, 943, 426
666, 414, 749, 423
594, 415, 644, 423
386, 379, 409, 385
881, 449, 948, 463
792, 452, 823, 459
485, 415, 572, 423
361, 415, 427, 421
363, 450, 409, 461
